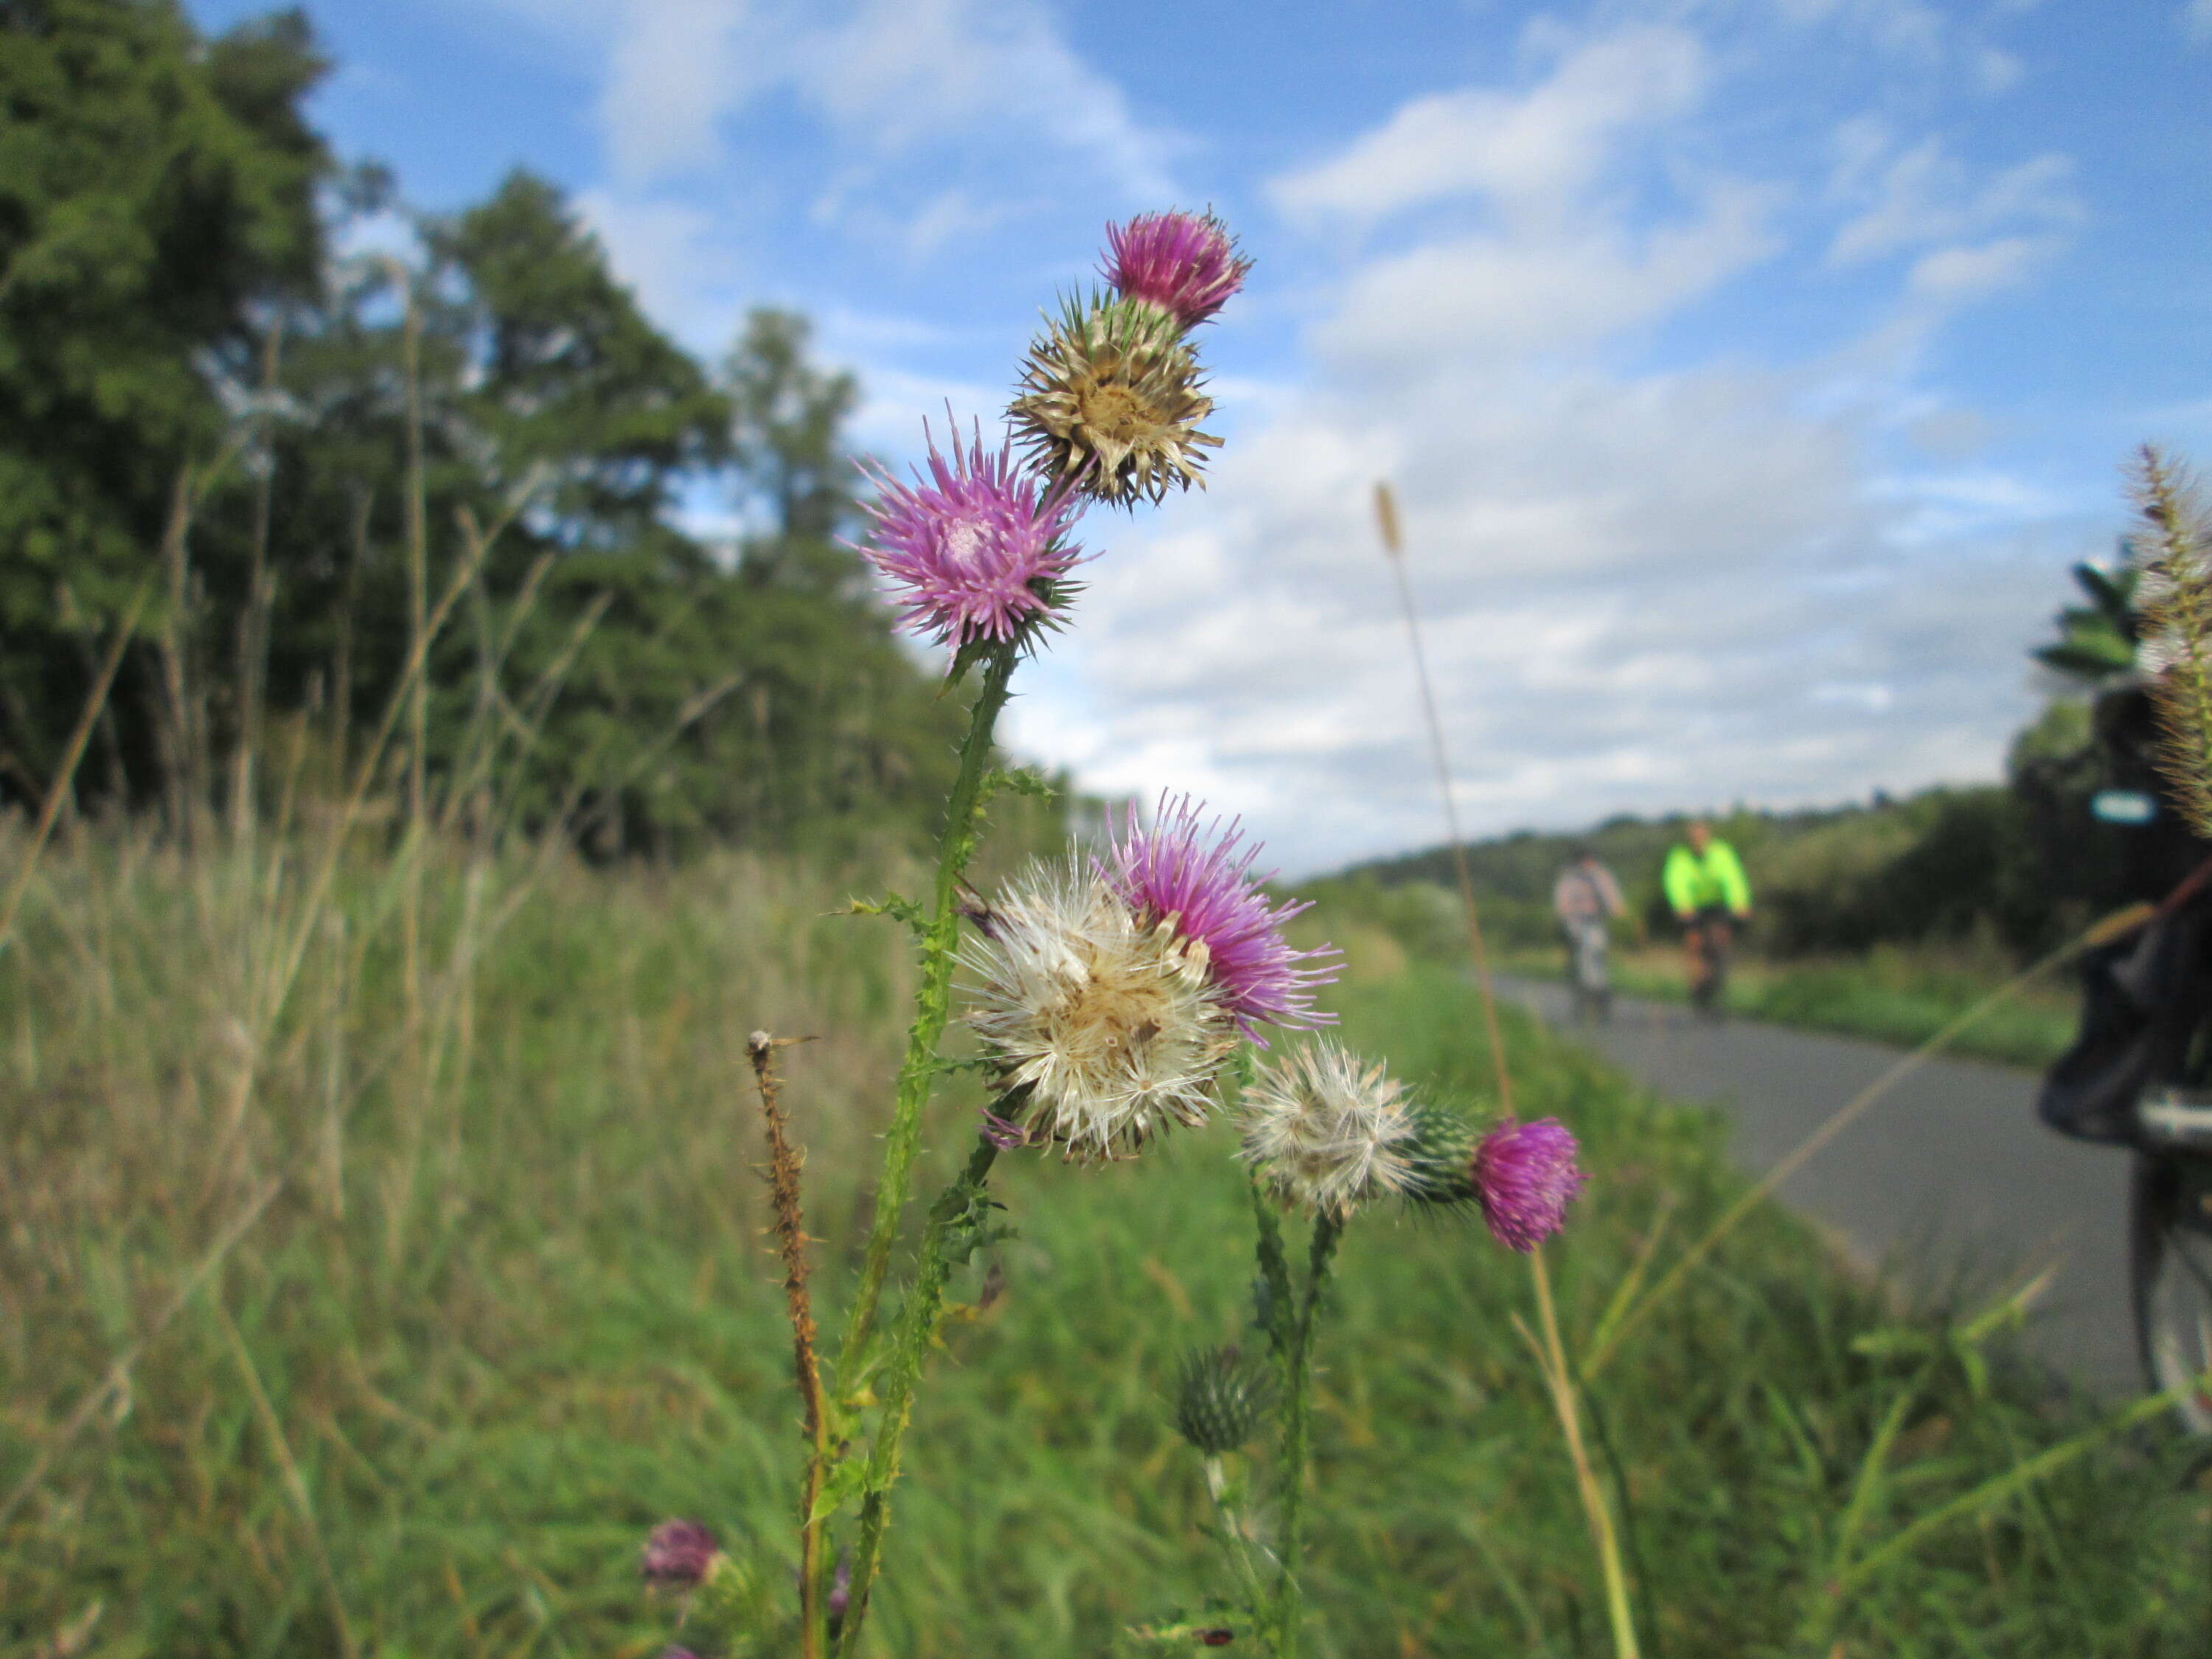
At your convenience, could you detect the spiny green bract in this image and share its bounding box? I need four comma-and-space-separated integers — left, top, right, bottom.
1172, 1344, 1276, 1456
1008, 290, 1220, 509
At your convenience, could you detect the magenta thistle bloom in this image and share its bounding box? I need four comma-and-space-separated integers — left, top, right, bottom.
641, 1519, 719, 1587
1102, 793, 1340, 1040
1101, 210, 1253, 330
1470, 1117, 1587, 1253
854, 415, 1086, 653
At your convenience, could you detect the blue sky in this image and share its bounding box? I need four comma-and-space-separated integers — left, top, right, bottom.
189, 0, 2212, 874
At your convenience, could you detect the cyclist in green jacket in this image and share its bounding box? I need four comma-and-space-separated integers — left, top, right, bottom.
1663, 820, 1751, 1015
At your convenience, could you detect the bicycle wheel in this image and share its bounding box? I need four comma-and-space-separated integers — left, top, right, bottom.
2131, 1150, 2212, 1433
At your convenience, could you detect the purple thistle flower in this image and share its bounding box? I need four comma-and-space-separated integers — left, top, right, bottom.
641, 1518, 719, 1587
1101, 210, 1253, 330
854, 414, 1087, 654
1101, 793, 1340, 1040
1470, 1117, 1587, 1253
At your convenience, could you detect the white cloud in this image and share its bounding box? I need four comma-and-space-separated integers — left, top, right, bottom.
1270, 27, 1705, 229
487, 0, 1175, 202
800, 0, 1178, 201
1827, 136, 2079, 266
1313, 179, 1781, 367
573, 190, 735, 344
596, 0, 758, 181
1905, 234, 2048, 302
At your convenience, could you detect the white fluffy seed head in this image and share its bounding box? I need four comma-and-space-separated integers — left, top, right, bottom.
964, 859, 1238, 1159
1238, 1041, 1416, 1219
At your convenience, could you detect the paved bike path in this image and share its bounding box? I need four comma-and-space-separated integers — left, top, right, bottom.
1497, 975, 2140, 1396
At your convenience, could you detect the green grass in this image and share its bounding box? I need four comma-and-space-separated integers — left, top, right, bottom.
1495, 941, 2081, 1071
1, 831, 2205, 1657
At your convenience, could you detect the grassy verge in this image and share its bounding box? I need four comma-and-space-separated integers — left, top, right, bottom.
1495, 941, 2080, 1070
1, 835, 2202, 1656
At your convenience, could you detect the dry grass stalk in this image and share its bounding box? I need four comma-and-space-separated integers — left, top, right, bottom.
749, 1029, 831, 1659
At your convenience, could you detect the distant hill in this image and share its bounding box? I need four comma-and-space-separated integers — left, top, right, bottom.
1310, 780, 2098, 960
1339, 799, 1893, 907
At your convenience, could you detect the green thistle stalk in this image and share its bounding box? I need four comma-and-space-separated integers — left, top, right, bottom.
834, 1135, 1002, 1656
1270, 1210, 1343, 1659
816, 645, 1015, 1658
835, 644, 1019, 1377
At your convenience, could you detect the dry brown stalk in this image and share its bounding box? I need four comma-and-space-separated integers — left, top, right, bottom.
1375, 478, 1634, 1654
748, 1029, 830, 1659
1372, 481, 1515, 1113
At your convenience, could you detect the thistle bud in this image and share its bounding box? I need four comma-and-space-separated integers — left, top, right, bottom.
641, 1519, 719, 1587
1399, 1096, 1481, 1207
1100, 210, 1251, 331
1172, 1344, 1274, 1456
1470, 1116, 1587, 1253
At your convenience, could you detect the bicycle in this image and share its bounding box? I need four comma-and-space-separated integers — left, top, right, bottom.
1683, 906, 1739, 1018
2039, 857, 2212, 1430
2129, 1106, 2212, 1433
1562, 918, 1612, 1023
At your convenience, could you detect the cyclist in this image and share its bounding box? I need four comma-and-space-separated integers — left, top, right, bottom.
1663, 819, 1751, 1017
1552, 848, 1626, 1021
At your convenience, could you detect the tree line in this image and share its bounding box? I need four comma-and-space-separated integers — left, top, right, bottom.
0, 0, 984, 852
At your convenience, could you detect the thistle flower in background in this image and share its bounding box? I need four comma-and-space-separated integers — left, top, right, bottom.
1102, 209, 1252, 332
964, 858, 1238, 1158
1104, 794, 1340, 1040
641, 1518, 720, 1587
1009, 293, 1220, 508
1172, 1343, 1275, 1456
1239, 1041, 1417, 1220
854, 414, 1086, 653
1470, 1116, 1587, 1253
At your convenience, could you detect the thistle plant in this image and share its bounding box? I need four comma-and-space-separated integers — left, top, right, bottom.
1135, 1043, 1587, 1654
639, 209, 1319, 1659
1173, 1042, 1587, 1657
639, 209, 1590, 1659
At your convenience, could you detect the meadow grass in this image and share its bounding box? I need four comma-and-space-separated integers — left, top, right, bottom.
2, 829, 2205, 1657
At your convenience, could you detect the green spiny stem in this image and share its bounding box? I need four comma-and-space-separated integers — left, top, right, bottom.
1250, 1180, 1294, 1362
835, 647, 1019, 1383
1203, 1456, 1270, 1619
833, 1135, 1002, 1658
1271, 1211, 1343, 1659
